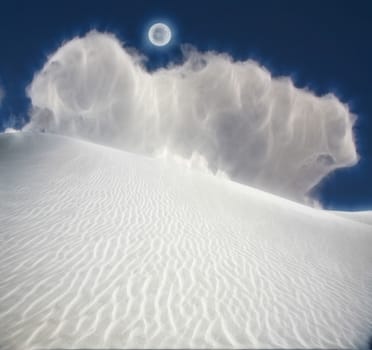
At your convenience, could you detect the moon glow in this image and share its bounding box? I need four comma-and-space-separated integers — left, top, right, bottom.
148, 23, 172, 47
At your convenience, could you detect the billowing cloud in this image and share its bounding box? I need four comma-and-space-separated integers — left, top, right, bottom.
24, 31, 358, 204
4, 128, 17, 133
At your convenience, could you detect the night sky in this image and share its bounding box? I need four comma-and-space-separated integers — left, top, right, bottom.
0, 0, 371, 210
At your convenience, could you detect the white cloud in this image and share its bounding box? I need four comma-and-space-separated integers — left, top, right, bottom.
24, 31, 358, 204
4, 128, 17, 133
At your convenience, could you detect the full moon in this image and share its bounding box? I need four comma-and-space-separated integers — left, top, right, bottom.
148, 23, 172, 47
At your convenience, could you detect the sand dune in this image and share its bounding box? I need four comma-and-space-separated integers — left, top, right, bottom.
0, 132, 371, 349
333, 211, 372, 226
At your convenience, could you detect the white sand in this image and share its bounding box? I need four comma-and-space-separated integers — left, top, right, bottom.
0, 132, 371, 349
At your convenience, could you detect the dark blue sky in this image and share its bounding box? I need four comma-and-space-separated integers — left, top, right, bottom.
0, 0, 371, 210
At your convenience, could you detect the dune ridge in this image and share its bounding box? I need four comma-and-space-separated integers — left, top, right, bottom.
0, 132, 371, 349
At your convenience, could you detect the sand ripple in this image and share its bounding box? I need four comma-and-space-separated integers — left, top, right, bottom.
0, 132, 371, 349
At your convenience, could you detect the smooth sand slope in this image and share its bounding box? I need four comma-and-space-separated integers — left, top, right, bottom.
0, 132, 371, 349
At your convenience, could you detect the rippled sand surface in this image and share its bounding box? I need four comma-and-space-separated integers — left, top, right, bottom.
1, 132, 371, 349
